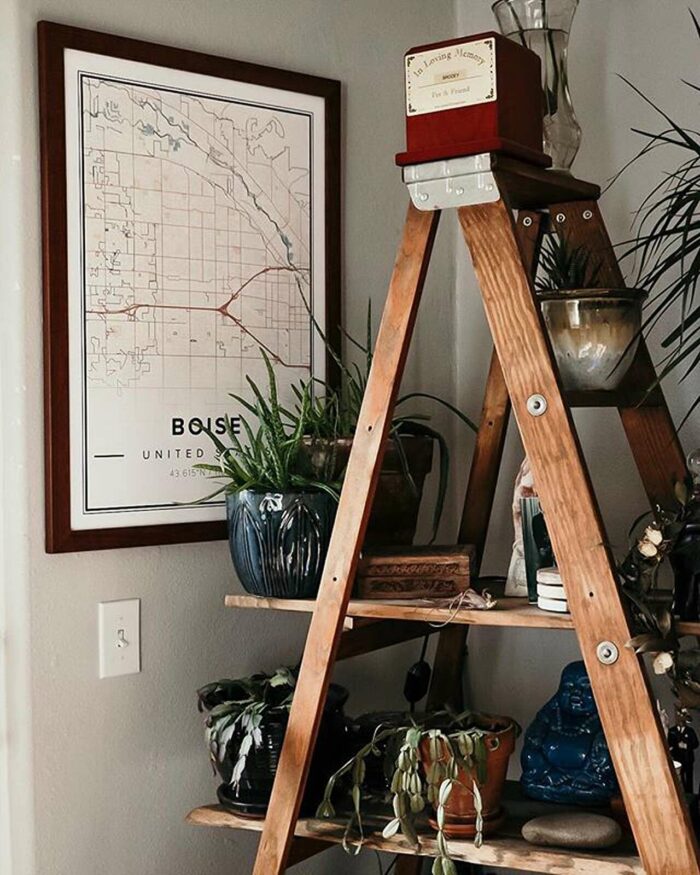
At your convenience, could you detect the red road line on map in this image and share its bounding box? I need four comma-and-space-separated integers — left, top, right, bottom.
86, 265, 312, 368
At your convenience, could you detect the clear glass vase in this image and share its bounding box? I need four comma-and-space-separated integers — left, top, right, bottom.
492, 0, 581, 172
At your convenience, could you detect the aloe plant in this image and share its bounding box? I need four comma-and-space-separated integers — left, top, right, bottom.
195, 349, 340, 500
299, 298, 478, 541
197, 296, 478, 538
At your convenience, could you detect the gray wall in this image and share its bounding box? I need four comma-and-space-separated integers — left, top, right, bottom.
0, 2, 455, 874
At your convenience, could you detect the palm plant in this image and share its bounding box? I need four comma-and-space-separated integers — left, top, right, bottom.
616, 9, 700, 423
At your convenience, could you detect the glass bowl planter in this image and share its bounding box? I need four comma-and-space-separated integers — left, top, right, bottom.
539, 289, 647, 391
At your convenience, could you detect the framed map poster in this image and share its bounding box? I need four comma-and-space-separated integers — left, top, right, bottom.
38, 22, 340, 552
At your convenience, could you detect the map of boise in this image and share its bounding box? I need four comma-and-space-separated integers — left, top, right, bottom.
74, 69, 318, 522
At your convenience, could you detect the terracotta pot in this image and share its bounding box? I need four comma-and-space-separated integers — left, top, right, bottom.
539, 288, 647, 391
302, 435, 434, 547
420, 715, 517, 839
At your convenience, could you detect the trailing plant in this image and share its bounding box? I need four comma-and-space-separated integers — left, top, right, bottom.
615, 8, 700, 423
619, 477, 700, 708
536, 235, 603, 292
197, 667, 296, 789
194, 349, 340, 501
316, 711, 516, 875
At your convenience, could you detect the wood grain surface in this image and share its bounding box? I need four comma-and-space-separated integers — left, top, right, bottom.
459, 196, 699, 875
188, 804, 645, 875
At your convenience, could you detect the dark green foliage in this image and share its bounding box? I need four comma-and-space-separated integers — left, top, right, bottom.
195, 349, 340, 501
197, 667, 296, 789
536, 235, 603, 291
299, 299, 478, 541
616, 10, 700, 423
198, 300, 478, 540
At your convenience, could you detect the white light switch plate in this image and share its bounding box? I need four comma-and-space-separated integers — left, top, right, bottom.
98, 599, 141, 678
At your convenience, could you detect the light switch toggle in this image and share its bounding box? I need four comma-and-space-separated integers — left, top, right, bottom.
98, 599, 141, 678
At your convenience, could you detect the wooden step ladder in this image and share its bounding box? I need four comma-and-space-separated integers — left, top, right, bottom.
206, 156, 700, 875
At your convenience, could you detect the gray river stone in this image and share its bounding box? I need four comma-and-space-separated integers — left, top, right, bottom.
522, 813, 623, 849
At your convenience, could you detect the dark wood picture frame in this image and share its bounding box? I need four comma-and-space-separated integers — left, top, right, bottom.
38, 21, 341, 553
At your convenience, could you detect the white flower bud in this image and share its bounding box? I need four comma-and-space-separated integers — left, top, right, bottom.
644, 526, 664, 546
653, 652, 674, 675
638, 540, 658, 558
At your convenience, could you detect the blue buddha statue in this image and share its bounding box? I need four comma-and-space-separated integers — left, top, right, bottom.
521, 661, 618, 805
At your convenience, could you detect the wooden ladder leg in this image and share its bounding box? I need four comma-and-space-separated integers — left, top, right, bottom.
552, 201, 688, 505
458, 196, 700, 875
619, 347, 688, 505
251, 203, 441, 875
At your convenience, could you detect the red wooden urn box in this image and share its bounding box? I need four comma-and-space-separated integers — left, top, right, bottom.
396, 32, 550, 168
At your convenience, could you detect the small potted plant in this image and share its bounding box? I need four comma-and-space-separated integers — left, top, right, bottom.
316, 710, 519, 874
197, 351, 341, 599
198, 309, 478, 599
197, 666, 349, 817
300, 301, 478, 546
536, 236, 647, 391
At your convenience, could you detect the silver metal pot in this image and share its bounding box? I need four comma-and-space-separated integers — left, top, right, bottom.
539, 289, 647, 391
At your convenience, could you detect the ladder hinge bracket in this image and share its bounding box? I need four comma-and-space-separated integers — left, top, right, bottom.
403, 154, 500, 211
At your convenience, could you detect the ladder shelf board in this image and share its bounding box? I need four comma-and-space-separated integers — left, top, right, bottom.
224, 593, 572, 630
491, 155, 601, 209
224, 593, 700, 636
186, 803, 643, 875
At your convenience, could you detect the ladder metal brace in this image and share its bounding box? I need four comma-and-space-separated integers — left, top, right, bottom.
402, 154, 500, 211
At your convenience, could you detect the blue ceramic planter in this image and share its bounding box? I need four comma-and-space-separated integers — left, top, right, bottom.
226, 490, 337, 599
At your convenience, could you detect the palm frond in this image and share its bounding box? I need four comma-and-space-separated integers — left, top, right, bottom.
616, 27, 700, 421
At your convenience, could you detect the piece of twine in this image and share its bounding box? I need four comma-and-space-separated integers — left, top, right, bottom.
427, 589, 497, 629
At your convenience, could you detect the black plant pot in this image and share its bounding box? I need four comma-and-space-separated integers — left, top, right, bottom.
302, 436, 434, 548
671, 521, 700, 621
215, 684, 349, 817
227, 489, 337, 599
